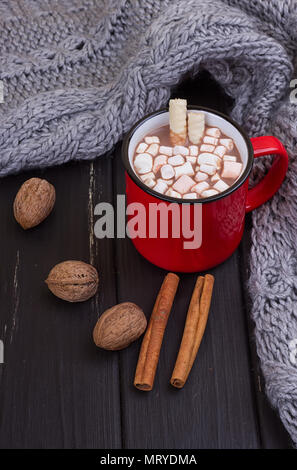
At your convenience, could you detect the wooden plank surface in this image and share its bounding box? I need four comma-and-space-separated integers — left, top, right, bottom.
0, 72, 292, 449
0, 157, 122, 449
113, 149, 260, 449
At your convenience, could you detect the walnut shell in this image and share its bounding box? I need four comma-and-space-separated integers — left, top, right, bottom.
93, 302, 147, 350
13, 178, 56, 229
45, 261, 99, 302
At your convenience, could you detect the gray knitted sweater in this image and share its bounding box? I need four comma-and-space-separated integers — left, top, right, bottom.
0, 0, 296, 446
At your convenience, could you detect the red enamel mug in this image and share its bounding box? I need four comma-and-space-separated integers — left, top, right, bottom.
122, 107, 288, 272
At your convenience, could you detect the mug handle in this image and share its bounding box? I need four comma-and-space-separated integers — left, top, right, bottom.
245, 136, 288, 213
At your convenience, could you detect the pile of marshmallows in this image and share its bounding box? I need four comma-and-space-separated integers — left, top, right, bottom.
133, 99, 243, 199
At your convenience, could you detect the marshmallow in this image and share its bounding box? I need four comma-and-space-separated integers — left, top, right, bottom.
143, 177, 156, 189
159, 145, 173, 156
144, 136, 160, 144
173, 145, 189, 156
172, 175, 195, 194
147, 143, 159, 156
134, 153, 153, 174
203, 136, 218, 145
199, 163, 216, 175
153, 179, 168, 194
191, 181, 209, 195
195, 171, 209, 182
153, 155, 167, 173
220, 138, 234, 151
201, 189, 219, 198
166, 188, 182, 199
160, 164, 175, 180
200, 144, 215, 153
189, 145, 199, 156
186, 156, 197, 164
183, 193, 198, 199
213, 179, 229, 192
211, 173, 220, 183
168, 155, 185, 166
198, 153, 219, 166
140, 172, 155, 182
214, 145, 227, 158
174, 161, 194, 178
221, 161, 242, 179
206, 127, 221, 138
136, 142, 148, 153
223, 155, 237, 162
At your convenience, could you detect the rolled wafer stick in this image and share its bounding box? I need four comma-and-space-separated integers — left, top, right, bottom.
188, 112, 205, 144
169, 99, 187, 146
134, 273, 180, 391
170, 274, 214, 388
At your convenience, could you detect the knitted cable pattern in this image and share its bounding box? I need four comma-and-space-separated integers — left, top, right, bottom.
0, 0, 296, 446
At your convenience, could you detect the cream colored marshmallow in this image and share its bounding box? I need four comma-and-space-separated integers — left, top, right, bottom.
198, 153, 219, 166
206, 127, 221, 138
174, 161, 194, 178
202, 189, 219, 197
153, 155, 167, 173
189, 145, 199, 156
160, 164, 175, 180
146, 143, 159, 156
159, 145, 173, 156
186, 156, 197, 164
191, 181, 209, 195
214, 145, 227, 158
166, 188, 182, 199
136, 142, 148, 153
203, 136, 218, 145
168, 155, 185, 166
140, 172, 155, 181
144, 136, 160, 144
220, 138, 234, 151
199, 163, 216, 175
134, 153, 153, 174
153, 179, 168, 194
173, 145, 189, 156
200, 144, 215, 153
213, 179, 229, 192
183, 193, 198, 199
223, 155, 237, 162
172, 175, 195, 194
221, 161, 242, 179
195, 171, 209, 182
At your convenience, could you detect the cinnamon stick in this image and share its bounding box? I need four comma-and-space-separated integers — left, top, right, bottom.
170, 274, 214, 388
170, 276, 204, 388
134, 272, 180, 391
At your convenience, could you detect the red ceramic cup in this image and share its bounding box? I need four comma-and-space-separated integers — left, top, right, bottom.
122, 107, 288, 272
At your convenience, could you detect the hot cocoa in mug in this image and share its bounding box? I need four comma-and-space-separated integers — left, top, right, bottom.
122, 100, 288, 272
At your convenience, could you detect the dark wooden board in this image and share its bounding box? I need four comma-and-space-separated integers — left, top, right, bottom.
0, 72, 292, 449
113, 149, 259, 449
0, 157, 122, 449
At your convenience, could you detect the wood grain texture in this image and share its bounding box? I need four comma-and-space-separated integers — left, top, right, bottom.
113, 150, 260, 449
0, 157, 121, 449
0, 71, 291, 449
